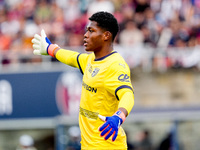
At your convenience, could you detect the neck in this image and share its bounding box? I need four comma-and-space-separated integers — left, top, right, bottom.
94, 44, 113, 59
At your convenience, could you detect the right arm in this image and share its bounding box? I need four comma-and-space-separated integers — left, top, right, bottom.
54, 48, 80, 68
32, 29, 88, 73
54, 48, 88, 74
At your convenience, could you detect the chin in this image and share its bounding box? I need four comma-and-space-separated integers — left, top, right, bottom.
84, 47, 92, 52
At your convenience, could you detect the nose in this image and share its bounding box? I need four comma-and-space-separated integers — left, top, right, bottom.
84, 31, 88, 38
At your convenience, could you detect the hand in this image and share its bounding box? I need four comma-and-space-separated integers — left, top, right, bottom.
32, 29, 52, 55
98, 110, 126, 141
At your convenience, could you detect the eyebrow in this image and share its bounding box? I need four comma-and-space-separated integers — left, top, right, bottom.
86, 26, 90, 30
86, 26, 95, 31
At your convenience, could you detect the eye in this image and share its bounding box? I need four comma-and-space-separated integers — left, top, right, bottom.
89, 29, 93, 33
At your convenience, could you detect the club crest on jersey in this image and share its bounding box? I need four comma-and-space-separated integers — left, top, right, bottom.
91, 68, 100, 77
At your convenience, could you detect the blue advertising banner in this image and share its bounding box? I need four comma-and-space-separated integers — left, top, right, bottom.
0, 70, 82, 120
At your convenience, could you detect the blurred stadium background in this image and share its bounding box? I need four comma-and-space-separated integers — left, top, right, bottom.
1, 0, 200, 149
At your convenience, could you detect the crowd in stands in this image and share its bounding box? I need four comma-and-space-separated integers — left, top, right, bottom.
1, 0, 200, 71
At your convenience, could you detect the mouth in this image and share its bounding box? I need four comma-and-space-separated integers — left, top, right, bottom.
83, 39, 88, 46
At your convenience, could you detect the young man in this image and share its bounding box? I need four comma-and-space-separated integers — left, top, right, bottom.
32, 11, 134, 150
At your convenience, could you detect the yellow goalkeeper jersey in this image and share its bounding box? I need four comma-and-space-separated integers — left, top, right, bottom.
56, 50, 133, 150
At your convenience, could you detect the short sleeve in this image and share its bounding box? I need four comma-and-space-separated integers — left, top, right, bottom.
104, 61, 133, 100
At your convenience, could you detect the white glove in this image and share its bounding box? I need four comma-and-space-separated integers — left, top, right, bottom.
32, 29, 50, 55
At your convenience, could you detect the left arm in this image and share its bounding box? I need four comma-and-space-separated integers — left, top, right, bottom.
99, 61, 134, 141
98, 88, 134, 141
117, 88, 134, 116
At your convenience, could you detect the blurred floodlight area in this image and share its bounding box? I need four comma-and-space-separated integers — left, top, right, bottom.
1, 0, 200, 150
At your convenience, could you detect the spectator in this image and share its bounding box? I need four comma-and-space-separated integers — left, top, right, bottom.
134, 0, 150, 13
136, 129, 152, 150
157, 133, 172, 150
118, 20, 144, 68
125, 130, 136, 150
1, 0, 200, 71
119, 20, 144, 46
34, 0, 52, 24
16, 134, 37, 150
87, 0, 115, 17
66, 126, 81, 150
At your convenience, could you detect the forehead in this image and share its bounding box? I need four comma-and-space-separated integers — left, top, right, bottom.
87, 21, 100, 30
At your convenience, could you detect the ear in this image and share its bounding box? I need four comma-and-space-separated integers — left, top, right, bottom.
103, 31, 112, 41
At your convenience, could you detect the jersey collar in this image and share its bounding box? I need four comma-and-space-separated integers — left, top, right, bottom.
94, 51, 117, 61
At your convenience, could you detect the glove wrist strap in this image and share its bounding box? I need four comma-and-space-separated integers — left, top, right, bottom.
114, 110, 126, 123
48, 44, 59, 57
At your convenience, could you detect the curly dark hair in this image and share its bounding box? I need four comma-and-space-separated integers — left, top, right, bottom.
89, 11, 119, 41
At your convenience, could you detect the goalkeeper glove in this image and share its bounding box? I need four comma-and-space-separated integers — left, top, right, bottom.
98, 110, 126, 142
32, 29, 59, 57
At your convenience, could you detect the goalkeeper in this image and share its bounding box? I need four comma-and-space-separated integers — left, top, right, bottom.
32, 11, 134, 150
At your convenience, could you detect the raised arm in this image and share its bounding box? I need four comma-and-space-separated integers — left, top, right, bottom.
32, 29, 88, 71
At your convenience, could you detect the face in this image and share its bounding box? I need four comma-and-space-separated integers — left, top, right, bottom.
83, 21, 105, 52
